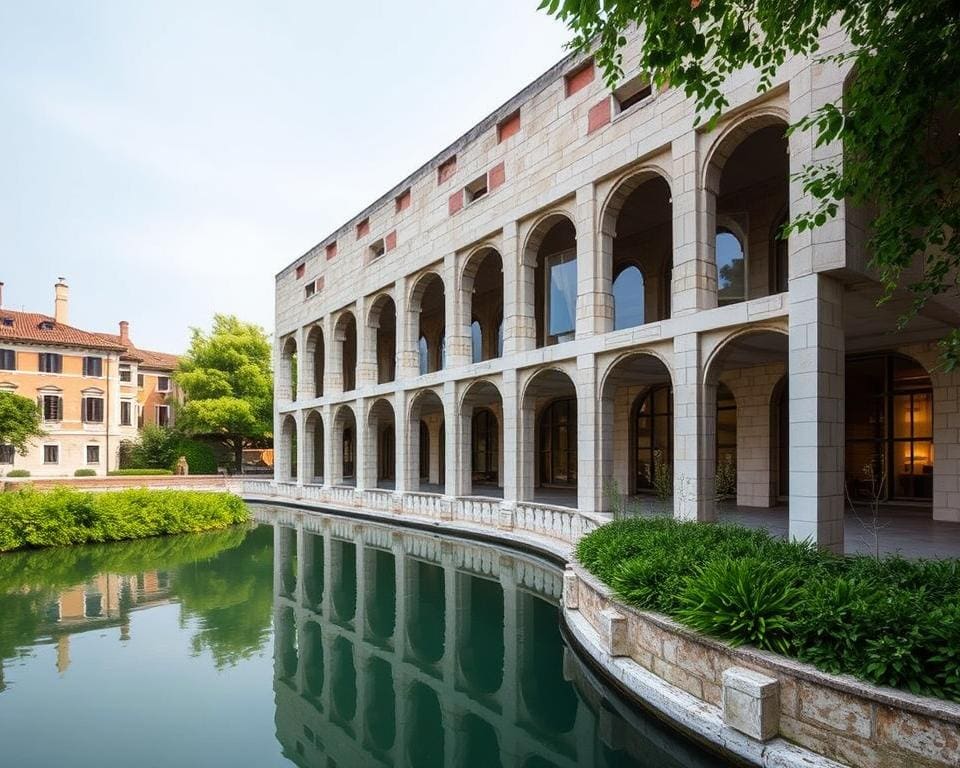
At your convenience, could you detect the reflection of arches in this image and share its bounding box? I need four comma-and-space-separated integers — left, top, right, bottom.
457, 574, 504, 697
365, 548, 396, 642
407, 682, 444, 767
278, 525, 297, 597
368, 293, 397, 384
302, 620, 324, 701
331, 636, 357, 726
523, 214, 577, 348
406, 560, 445, 664
364, 656, 396, 753
277, 606, 298, 681
462, 247, 504, 362
302, 532, 323, 608
331, 540, 357, 625
519, 593, 577, 734
459, 714, 502, 768
411, 272, 446, 374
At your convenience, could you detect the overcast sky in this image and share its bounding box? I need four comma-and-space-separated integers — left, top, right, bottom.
0, 1, 569, 353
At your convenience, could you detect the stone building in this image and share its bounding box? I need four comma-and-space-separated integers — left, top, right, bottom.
272, 24, 960, 552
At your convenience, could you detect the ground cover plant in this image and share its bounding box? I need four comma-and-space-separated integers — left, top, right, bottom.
0, 488, 248, 552
577, 517, 960, 702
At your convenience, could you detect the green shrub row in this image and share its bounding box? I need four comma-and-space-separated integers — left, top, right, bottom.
107, 469, 174, 476
5, 469, 30, 478
577, 517, 960, 702
74, 469, 96, 477
0, 488, 249, 552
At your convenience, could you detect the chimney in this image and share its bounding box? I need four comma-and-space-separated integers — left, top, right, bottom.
0, 282, 4, 308
119, 320, 130, 346
54, 278, 69, 324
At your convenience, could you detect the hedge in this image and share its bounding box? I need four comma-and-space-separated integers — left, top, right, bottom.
577, 517, 960, 702
5, 470, 30, 478
0, 488, 249, 552
108, 469, 174, 476
74, 469, 96, 477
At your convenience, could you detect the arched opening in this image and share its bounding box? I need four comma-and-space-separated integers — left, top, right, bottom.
412, 273, 445, 374
710, 121, 790, 304
521, 369, 578, 506
461, 380, 504, 497
305, 325, 324, 398
302, 532, 323, 609
332, 405, 357, 486
463, 248, 504, 362
706, 329, 789, 509
599, 353, 673, 509
364, 656, 396, 753
845, 353, 933, 503
276, 605, 298, 682
331, 636, 357, 725
335, 312, 358, 392
367, 398, 396, 489
518, 592, 577, 734
279, 414, 297, 481
605, 173, 673, 330
406, 561, 445, 665
408, 389, 446, 493
304, 410, 324, 484
302, 620, 324, 702
456, 573, 504, 698
407, 682, 444, 767
528, 216, 577, 348
331, 539, 357, 625
364, 548, 396, 643
279, 336, 298, 402
370, 295, 397, 384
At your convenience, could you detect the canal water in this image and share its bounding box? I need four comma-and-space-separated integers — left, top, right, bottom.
0, 505, 728, 767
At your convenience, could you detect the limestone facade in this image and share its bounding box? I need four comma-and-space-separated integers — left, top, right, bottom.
272, 23, 960, 551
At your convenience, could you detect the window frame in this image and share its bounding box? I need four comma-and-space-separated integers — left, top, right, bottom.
43, 444, 59, 464
156, 376, 171, 393
120, 400, 133, 427
41, 393, 63, 422
82, 395, 105, 424
0, 349, 15, 371
38, 353, 63, 374
156, 404, 170, 428
82, 356, 103, 377
543, 247, 578, 346
86, 444, 101, 465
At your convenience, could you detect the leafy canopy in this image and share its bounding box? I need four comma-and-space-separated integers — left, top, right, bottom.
0, 392, 44, 455
540, 0, 960, 367
175, 315, 273, 448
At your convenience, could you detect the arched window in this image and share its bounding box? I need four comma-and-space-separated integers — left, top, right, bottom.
343, 427, 354, 479
470, 320, 483, 364
471, 408, 498, 485
612, 265, 645, 330
418, 336, 429, 376
716, 229, 746, 305
538, 399, 577, 486
634, 386, 672, 491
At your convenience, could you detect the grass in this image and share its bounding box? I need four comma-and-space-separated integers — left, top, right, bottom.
0, 487, 248, 552
577, 517, 960, 702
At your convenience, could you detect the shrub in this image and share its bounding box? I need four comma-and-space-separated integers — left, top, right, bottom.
107, 469, 174, 476
577, 516, 960, 703
174, 439, 217, 474
74, 468, 96, 477
5, 469, 30, 478
0, 488, 248, 552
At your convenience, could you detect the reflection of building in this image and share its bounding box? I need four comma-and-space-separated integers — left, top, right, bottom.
263, 508, 711, 767
271, 23, 960, 555
37, 570, 173, 674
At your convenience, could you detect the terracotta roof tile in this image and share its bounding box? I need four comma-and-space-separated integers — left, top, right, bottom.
98, 334, 179, 371
0, 310, 127, 352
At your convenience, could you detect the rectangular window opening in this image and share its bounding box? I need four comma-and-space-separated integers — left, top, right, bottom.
369, 239, 386, 261
465, 175, 488, 205
356, 218, 369, 239
0, 444, 14, 464
156, 405, 170, 428
38, 353, 63, 374
157, 376, 171, 393
42, 394, 63, 422
614, 74, 653, 114
86, 445, 100, 464
119, 363, 131, 382
83, 397, 104, 423
43, 445, 59, 464
437, 156, 457, 185
0, 349, 14, 370
305, 281, 317, 299
83, 356, 103, 377
120, 401, 133, 426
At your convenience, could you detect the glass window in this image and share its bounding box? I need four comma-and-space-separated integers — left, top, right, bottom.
634, 386, 673, 491
82, 357, 103, 377
42, 394, 62, 421
156, 405, 170, 428
119, 363, 132, 382
38, 353, 62, 373
86, 445, 100, 464
157, 376, 171, 392
83, 397, 104, 423
472, 408, 498, 484
613, 265, 645, 330
538, 399, 577, 486
0, 349, 15, 370
137, 373, 144, 388
120, 401, 133, 426
545, 251, 577, 345
0, 444, 14, 464
43, 444, 59, 464
716, 229, 746, 305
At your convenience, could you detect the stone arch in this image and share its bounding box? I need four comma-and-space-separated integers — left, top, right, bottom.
367, 397, 396, 488
598, 351, 675, 505
304, 409, 324, 483
520, 367, 579, 505
598, 164, 673, 239
521, 211, 579, 350
460, 379, 505, 496
332, 404, 357, 485
304, 325, 324, 398
409, 271, 446, 374
278, 335, 298, 402
407, 388, 445, 492
461, 246, 504, 363
333, 310, 358, 392
278, 413, 297, 482
367, 292, 397, 384
701, 108, 791, 194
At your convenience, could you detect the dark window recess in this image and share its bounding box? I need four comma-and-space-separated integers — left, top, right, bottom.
305, 281, 317, 299
38, 353, 63, 373
614, 74, 653, 112
86, 445, 100, 464
83, 397, 104, 423
0, 445, 14, 464
43, 445, 59, 464
119, 364, 131, 382
465, 175, 488, 204
1, 317, 13, 327
369, 239, 385, 260
437, 156, 457, 184
137, 373, 145, 388
157, 376, 171, 392
42, 395, 63, 421
295, 263, 306, 279
83, 356, 103, 377
157, 405, 170, 428
0, 349, 14, 370
120, 401, 133, 426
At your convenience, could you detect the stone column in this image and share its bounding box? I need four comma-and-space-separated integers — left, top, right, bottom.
788, 273, 845, 552
507, 220, 537, 353
443, 382, 460, 503
394, 389, 408, 497
577, 353, 601, 514
671, 131, 717, 316
933, 365, 960, 522
457, 390, 473, 496
355, 397, 371, 491
517, 374, 536, 503
392, 537, 407, 658
323, 314, 341, 394
355, 294, 375, 387
322, 404, 335, 487
445, 251, 470, 368
395, 276, 418, 379
673, 333, 716, 520
295, 325, 308, 402
574, 183, 611, 338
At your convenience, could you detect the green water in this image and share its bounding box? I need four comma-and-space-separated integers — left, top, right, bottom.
0, 508, 728, 767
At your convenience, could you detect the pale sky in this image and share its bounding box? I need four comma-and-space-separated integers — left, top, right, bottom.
0, 1, 570, 353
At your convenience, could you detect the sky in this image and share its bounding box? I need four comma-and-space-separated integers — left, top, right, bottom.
0, 1, 570, 353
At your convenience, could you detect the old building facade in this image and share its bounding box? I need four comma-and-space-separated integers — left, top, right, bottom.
272, 24, 960, 552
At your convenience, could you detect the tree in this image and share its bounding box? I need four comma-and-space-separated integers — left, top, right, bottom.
0, 392, 44, 455
175, 315, 273, 471
541, 0, 960, 367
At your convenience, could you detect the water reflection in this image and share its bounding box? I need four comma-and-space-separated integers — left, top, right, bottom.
263, 508, 724, 768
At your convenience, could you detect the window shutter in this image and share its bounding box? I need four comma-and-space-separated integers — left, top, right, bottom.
81, 397, 86, 422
